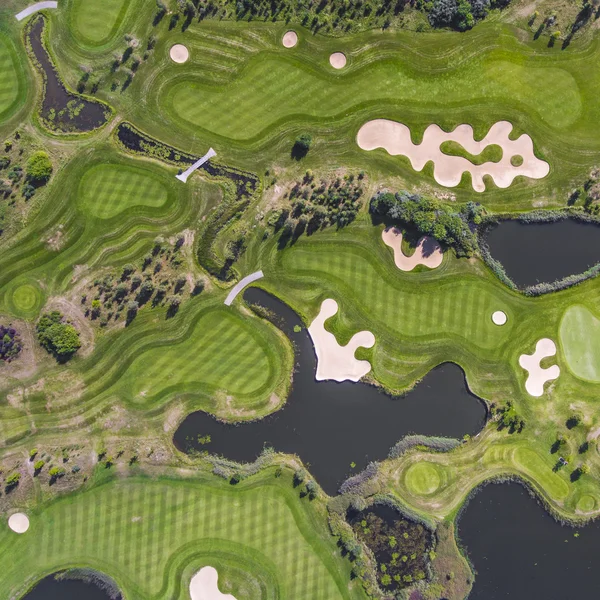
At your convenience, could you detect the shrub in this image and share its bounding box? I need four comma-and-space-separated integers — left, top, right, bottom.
5, 472, 20, 488
26, 151, 52, 184
292, 133, 313, 159
36, 311, 81, 360
33, 460, 45, 473
0, 324, 22, 362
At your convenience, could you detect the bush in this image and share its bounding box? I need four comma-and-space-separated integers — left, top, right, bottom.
5, 472, 20, 488
292, 133, 313, 159
36, 311, 81, 360
33, 460, 45, 473
26, 151, 52, 184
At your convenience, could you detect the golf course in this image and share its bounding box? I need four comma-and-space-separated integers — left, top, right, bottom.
2, 0, 600, 598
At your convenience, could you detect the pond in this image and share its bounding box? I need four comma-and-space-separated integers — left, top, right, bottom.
459, 482, 600, 599
484, 219, 600, 288
28, 17, 109, 133
174, 288, 487, 495
22, 572, 121, 600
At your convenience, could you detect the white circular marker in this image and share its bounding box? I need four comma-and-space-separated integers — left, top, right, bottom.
329, 52, 347, 69
8, 512, 29, 534
170, 44, 189, 64
492, 311, 507, 326
282, 31, 298, 48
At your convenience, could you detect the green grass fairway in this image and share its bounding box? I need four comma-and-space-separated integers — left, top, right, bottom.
0, 33, 20, 118
404, 462, 442, 495
0, 474, 359, 600
559, 305, 600, 383
121, 307, 285, 409
514, 448, 569, 501
78, 164, 169, 219
70, 0, 129, 46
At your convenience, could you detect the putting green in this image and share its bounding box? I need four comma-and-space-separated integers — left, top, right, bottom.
514, 448, 569, 501
123, 307, 285, 407
0, 34, 20, 118
559, 305, 600, 383
7, 281, 44, 319
404, 462, 442, 495
78, 164, 169, 219
576, 495, 597, 512
70, 0, 129, 45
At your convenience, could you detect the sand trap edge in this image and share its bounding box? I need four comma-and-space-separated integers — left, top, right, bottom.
329, 52, 347, 69
8, 512, 30, 534
170, 44, 189, 64
282, 31, 298, 48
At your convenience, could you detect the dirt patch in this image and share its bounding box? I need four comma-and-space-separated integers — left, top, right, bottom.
0, 320, 38, 386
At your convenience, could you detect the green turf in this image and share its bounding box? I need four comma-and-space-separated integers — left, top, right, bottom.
69, 0, 129, 45
513, 447, 569, 500
0, 473, 360, 600
6, 280, 44, 319
576, 494, 597, 512
439, 141, 503, 165
559, 305, 600, 383
404, 462, 442, 495
78, 164, 169, 220
0, 32, 20, 118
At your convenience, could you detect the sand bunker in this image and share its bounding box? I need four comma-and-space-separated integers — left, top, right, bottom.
492, 311, 507, 326
329, 52, 347, 69
382, 227, 443, 271
170, 44, 189, 64
308, 299, 375, 382
519, 338, 560, 397
190, 566, 237, 600
357, 119, 549, 192
282, 31, 298, 48
8, 513, 29, 534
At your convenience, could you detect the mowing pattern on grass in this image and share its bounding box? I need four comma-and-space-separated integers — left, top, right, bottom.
70, 0, 129, 45
0, 476, 355, 600
7, 281, 44, 319
123, 308, 281, 405
79, 164, 169, 219
0, 34, 19, 118
404, 462, 442, 496
559, 305, 600, 383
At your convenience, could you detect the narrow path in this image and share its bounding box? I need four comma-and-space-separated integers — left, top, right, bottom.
224, 271, 264, 306
15, 1, 58, 21
176, 148, 216, 183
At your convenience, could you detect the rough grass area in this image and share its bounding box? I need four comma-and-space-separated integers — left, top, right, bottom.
1, 471, 361, 600
559, 305, 600, 383
69, 0, 129, 46
79, 164, 169, 219
440, 141, 503, 165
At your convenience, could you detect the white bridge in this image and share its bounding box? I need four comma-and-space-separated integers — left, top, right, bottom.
176, 148, 217, 183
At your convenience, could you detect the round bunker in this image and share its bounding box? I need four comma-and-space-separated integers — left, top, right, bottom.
329, 52, 347, 69
170, 44, 189, 64
8, 512, 29, 534
282, 31, 298, 48
492, 311, 507, 326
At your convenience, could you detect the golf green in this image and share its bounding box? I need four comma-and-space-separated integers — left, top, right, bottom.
70, 0, 129, 45
559, 305, 600, 383
404, 461, 443, 495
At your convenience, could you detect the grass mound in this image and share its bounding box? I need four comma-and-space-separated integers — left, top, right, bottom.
78, 163, 169, 219
559, 305, 600, 382
7, 280, 44, 319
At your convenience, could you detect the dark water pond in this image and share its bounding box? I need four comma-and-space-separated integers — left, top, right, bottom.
484, 219, 600, 288
28, 18, 109, 132
459, 482, 600, 599
22, 574, 120, 600
174, 288, 487, 495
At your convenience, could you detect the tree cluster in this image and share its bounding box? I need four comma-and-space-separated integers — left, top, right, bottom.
370, 191, 482, 256
427, 0, 497, 30
36, 311, 81, 361
0, 325, 22, 362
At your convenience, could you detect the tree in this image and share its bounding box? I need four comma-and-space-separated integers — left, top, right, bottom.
26, 151, 53, 184
292, 133, 313, 159
36, 311, 81, 360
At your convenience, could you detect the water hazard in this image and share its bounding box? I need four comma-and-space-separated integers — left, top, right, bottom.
174, 288, 487, 495
484, 218, 600, 288
22, 573, 121, 600
459, 482, 600, 599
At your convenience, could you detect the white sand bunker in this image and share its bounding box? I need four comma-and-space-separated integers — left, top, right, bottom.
170, 44, 189, 64
308, 299, 375, 382
282, 31, 298, 48
329, 52, 347, 69
356, 119, 549, 193
190, 566, 237, 600
382, 227, 443, 271
8, 513, 29, 534
492, 311, 507, 326
519, 338, 560, 397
